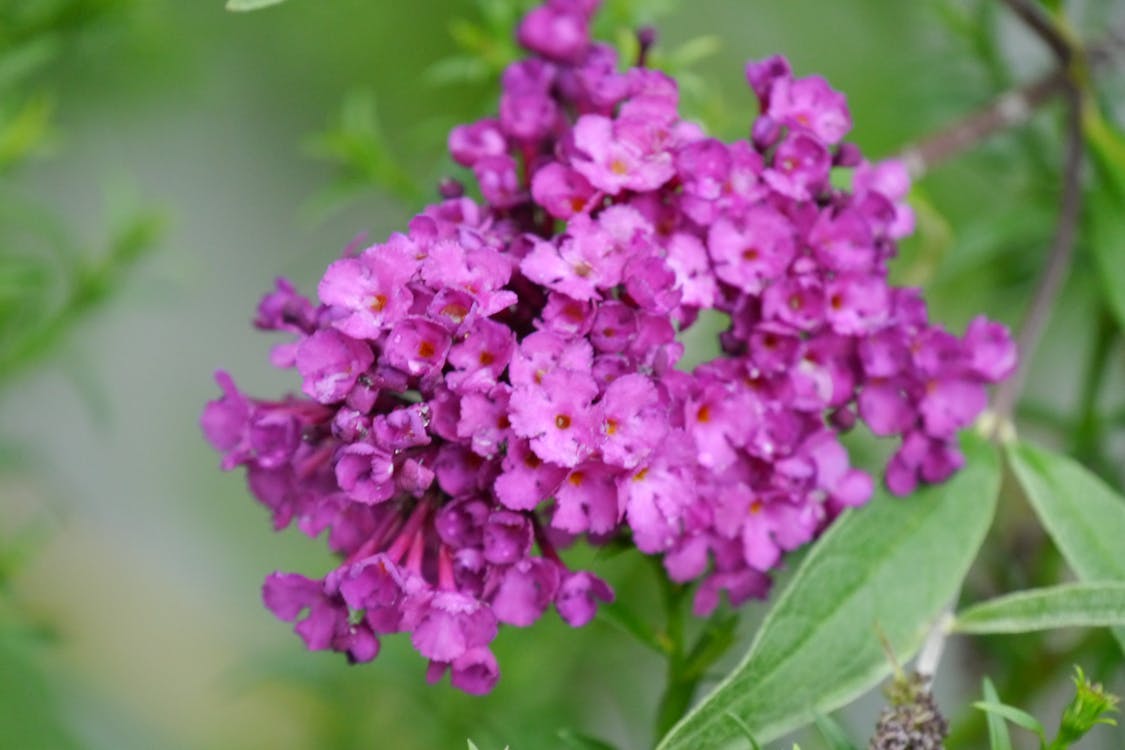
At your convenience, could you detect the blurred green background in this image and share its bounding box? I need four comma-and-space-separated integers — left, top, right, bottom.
1, 0, 1123, 748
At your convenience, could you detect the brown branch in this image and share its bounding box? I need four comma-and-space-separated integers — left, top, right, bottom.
895, 27, 1124, 176
896, 71, 1065, 176
999, 0, 1074, 64
992, 83, 1084, 426
990, 0, 1086, 428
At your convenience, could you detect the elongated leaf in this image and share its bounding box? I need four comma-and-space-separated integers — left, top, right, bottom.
1008, 441, 1125, 652
556, 729, 618, 750
597, 601, 664, 655
814, 714, 860, 750
658, 434, 1000, 749
952, 583, 1125, 635
973, 702, 1046, 745
722, 712, 761, 750
982, 679, 1013, 750
226, 0, 287, 11
1084, 107, 1125, 329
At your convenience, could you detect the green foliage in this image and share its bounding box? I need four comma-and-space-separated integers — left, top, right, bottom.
813, 713, 860, 750
952, 582, 1125, 635
0, 196, 164, 384
1008, 441, 1125, 653
1053, 666, 1119, 749
0, 624, 80, 750
0, 0, 136, 173
0, 93, 54, 172
975, 700, 1048, 747
424, 0, 527, 89
657, 433, 1000, 749
1081, 104, 1125, 331
556, 728, 619, 750
722, 711, 762, 750
981, 678, 1013, 750
0, 523, 49, 590
975, 667, 1120, 750
0, 0, 162, 385
597, 597, 665, 656
303, 90, 425, 219
424, 0, 724, 129
226, 0, 288, 11
0, 2, 159, 743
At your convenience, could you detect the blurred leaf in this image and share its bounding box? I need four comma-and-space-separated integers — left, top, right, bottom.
0, 628, 79, 749
0, 523, 49, 589
895, 188, 953, 287
0, 35, 60, 90
0, 94, 55, 172
597, 599, 665, 655
467, 741, 481, 750
659, 35, 721, 72
556, 728, 619, 750
0, 255, 49, 306
1008, 441, 1125, 654
304, 90, 424, 218
599, 0, 681, 29
657, 433, 1000, 749
59, 346, 114, 426
0, 202, 162, 383
226, 0, 287, 11
974, 701, 1047, 745
1082, 105, 1125, 330
430, 0, 524, 89
424, 55, 493, 87
813, 713, 860, 750
982, 678, 1014, 750
952, 582, 1125, 635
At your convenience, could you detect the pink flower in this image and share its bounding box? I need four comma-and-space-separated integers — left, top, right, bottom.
204, 1, 1016, 694
318, 238, 417, 339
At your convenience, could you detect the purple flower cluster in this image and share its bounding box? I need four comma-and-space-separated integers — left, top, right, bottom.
202, 0, 1015, 694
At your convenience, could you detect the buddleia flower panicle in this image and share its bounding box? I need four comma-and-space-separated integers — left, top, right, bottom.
202, 0, 1015, 693
870, 672, 949, 750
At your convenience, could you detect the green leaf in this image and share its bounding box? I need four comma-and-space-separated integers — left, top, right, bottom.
226, 0, 287, 10
0, 630, 79, 749
1083, 106, 1125, 329
814, 713, 860, 750
303, 90, 423, 217
952, 582, 1125, 635
0, 36, 60, 90
556, 728, 619, 750
982, 678, 1013, 750
657, 433, 1000, 749
467, 741, 481, 750
974, 701, 1047, 745
597, 600, 666, 656
0, 95, 54, 172
1008, 441, 1125, 653
722, 711, 761, 750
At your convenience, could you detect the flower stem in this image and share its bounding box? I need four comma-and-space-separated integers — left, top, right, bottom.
652, 564, 691, 741
649, 561, 743, 742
